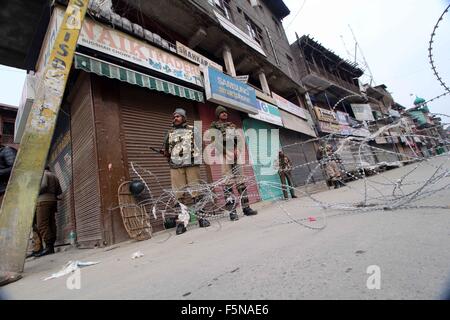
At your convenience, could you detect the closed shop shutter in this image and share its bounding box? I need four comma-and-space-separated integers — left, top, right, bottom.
279, 129, 310, 186
279, 128, 323, 186
198, 104, 261, 206
371, 142, 399, 164
71, 77, 103, 246
49, 108, 74, 245
120, 84, 208, 233
243, 118, 283, 201
301, 140, 325, 182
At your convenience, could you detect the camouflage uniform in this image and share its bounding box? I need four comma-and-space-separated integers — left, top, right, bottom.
274, 153, 296, 199
317, 145, 343, 187
210, 120, 250, 210
163, 122, 202, 203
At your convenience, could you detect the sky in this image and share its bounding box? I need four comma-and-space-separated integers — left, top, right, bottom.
282, 0, 450, 117
0, 0, 449, 118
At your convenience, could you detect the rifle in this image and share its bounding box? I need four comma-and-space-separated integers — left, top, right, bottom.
149, 147, 165, 156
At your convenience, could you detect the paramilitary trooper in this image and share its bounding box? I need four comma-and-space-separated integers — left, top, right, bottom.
210, 106, 258, 221
162, 108, 210, 235
317, 143, 345, 189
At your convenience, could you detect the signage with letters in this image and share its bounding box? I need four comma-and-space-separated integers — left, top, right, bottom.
351, 104, 375, 121
176, 41, 223, 72
336, 111, 350, 125
249, 99, 283, 126
314, 106, 338, 124
319, 121, 341, 134
76, 14, 203, 86
234, 75, 249, 84
204, 66, 258, 114
272, 92, 308, 119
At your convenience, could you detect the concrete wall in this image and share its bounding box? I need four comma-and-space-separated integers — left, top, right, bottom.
203, 0, 300, 83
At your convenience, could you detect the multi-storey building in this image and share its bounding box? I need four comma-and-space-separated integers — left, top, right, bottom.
11, 0, 325, 247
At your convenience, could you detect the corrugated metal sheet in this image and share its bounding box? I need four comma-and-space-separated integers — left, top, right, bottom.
49, 109, 74, 246
279, 128, 320, 186
71, 79, 102, 245
120, 85, 208, 232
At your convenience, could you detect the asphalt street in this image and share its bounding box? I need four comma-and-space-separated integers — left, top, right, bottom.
2, 157, 450, 300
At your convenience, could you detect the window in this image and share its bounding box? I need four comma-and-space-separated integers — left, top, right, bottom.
2, 122, 14, 136
245, 14, 266, 49
214, 0, 233, 21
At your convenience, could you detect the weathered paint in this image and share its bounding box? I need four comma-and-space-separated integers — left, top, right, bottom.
0, 0, 89, 274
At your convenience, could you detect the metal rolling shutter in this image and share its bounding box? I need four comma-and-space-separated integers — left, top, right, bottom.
279, 129, 312, 187
71, 79, 103, 246
120, 86, 208, 233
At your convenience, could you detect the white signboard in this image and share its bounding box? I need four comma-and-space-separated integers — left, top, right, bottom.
78, 17, 203, 87
249, 99, 283, 126
351, 104, 375, 121
214, 11, 266, 57
272, 92, 308, 119
234, 75, 249, 83
176, 41, 223, 72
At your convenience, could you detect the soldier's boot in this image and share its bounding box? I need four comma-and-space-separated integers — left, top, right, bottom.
333, 180, 340, 189
226, 198, 239, 221
198, 218, 211, 228
176, 223, 187, 235
35, 242, 55, 257
224, 187, 239, 221
243, 207, 258, 216
193, 197, 210, 228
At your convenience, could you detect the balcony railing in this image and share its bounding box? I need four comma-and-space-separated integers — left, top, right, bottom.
306, 61, 360, 94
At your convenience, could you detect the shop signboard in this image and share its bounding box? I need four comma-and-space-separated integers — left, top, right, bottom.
249, 99, 283, 126
351, 104, 375, 121
272, 92, 308, 119
77, 15, 203, 86
204, 66, 258, 114
314, 106, 338, 124
176, 41, 223, 72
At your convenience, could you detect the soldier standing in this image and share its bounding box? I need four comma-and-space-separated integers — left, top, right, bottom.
317, 144, 345, 189
275, 150, 298, 200
210, 106, 258, 221
162, 108, 210, 235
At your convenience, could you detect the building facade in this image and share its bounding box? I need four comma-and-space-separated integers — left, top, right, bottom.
16, 0, 324, 247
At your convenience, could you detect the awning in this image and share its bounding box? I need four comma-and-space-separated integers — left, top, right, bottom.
280, 110, 317, 138
74, 54, 204, 103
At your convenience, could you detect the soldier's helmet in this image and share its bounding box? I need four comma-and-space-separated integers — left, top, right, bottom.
129, 180, 145, 196
173, 108, 187, 119
215, 106, 228, 118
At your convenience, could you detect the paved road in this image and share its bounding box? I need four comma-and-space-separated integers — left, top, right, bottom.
2, 157, 450, 300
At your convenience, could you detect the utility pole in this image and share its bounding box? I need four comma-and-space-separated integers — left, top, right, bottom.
0, 0, 89, 286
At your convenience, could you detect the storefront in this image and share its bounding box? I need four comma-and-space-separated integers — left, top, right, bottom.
201, 66, 261, 204
41, 7, 225, 247
273, 93, 323, 186
243, 98, 284, 201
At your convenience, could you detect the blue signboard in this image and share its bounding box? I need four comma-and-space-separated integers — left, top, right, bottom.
204, 66, 258, 114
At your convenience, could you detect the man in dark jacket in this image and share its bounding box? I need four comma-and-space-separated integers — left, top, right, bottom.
0, 144, 17, 206
35, 166, 62, 257
162, 108, 210, 235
